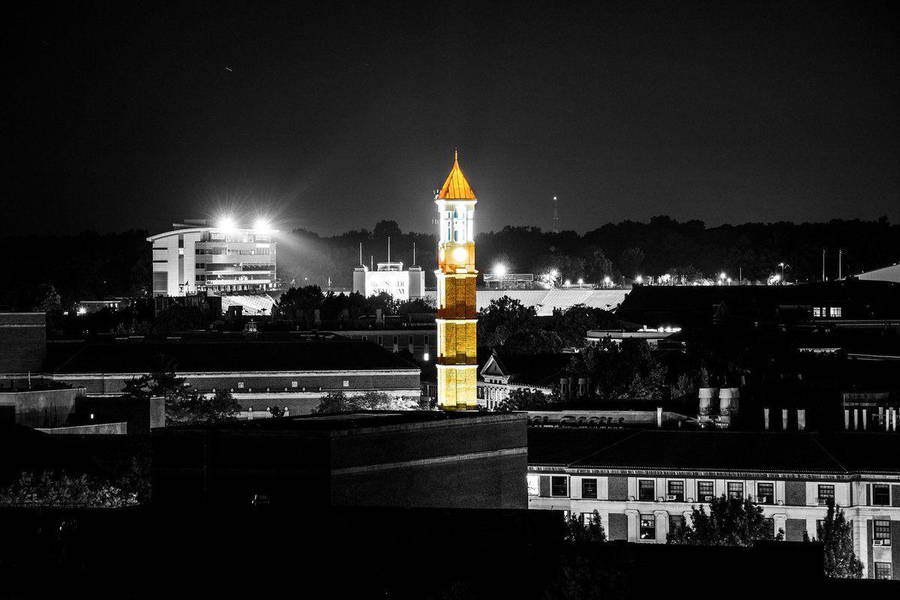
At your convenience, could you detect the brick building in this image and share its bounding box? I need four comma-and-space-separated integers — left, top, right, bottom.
528, 428, 900, 580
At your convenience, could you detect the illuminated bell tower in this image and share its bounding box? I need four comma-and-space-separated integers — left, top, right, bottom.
435, 150, 478, 410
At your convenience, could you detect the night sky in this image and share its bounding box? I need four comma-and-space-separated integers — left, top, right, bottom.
7, 1, 899, 236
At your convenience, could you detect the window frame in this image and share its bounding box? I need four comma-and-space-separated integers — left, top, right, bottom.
873, 519, 891, 544
727, 481, 744, 500
550, 476, 569, 498
756, 482, 775, 505
581, 478, 598, 499
817, 484, 835, 506
697, 480, 715, 502
639, 514, 656, 540
667, 480, 685, 502
872, 484, 890, 506
638, 479, 655, 502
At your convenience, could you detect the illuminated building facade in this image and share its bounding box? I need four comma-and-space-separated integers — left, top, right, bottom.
148, 220, 278, 297
435, 152, 478, 410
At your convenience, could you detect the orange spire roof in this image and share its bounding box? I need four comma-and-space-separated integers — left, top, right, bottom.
437, 150, 477, 200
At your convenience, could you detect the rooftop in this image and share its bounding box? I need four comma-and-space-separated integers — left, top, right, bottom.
528, 428, 900, 475
436, 151, 476, 201
53, 338, 419, 374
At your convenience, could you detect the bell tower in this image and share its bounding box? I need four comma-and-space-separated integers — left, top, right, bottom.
435, 150, 478, 410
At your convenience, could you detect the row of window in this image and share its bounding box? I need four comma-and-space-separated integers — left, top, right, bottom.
542, 477, 853, 506
811, 306, 842, 318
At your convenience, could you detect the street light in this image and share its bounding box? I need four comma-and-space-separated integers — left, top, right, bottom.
216, 216, 237, 232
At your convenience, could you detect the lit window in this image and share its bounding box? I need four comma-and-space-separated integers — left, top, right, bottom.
638, 480, 655, 501
757, 482, 774, 504
237, 382, 244, 389
812, 307, 823, 318
291, 381, 298, 388
551, 476, 568, 497
874, 520, 891, 544
343, 380, 349, 388
829, 306, 842, 318
874, 562, 892, 580
818, 484, 835, 505
872, 484, 890, 506
667, 480, 684, 502
727, 482, 744, 500
526, 475, 539, 496
639, 515, 656, 540
582, 478, 598, 499
697, 481, 715, 502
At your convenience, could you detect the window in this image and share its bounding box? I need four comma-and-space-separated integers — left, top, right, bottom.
667, 480, 685, 502
698, 481, 715, 502
874, 519, 891, 545
639, 515, 656, 540
829, 306, 842, 318
291, 381, 298, 388
342, 380, 350, 388
818, 485, 835, 505
237, 382, 245, 389
727, 482, 744, 500
526, 475, 539, 496
764, 518, 775, 539
757, 482, 774, 504
669, 515, 684, 537
551, 476, 568, 497
874, 563, 892, 580
812, 306, 824, 318
582, 478, 598, 499
872, 484, 890, 506
638, 480, 655, 501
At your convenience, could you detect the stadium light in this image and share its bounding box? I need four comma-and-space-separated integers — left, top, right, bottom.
253, 218, 273, 234
216, 215, 237, 233
493, 263, 508, 277
635, 274, 643, 284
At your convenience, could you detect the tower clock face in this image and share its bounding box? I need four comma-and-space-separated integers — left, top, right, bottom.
452, 246, 467, 263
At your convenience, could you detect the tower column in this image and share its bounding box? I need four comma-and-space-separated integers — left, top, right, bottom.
435, 151, 478, 410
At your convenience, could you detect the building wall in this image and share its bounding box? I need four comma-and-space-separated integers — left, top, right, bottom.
0, 313, 46, 374
0, 387, 84, 428
52, 370, 421, 398
527, 469, 900, 580
337, 329, 435, 362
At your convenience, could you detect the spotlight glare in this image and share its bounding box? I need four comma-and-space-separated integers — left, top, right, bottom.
217, 216, 237, 232
493, 263, 508, 277
254, 218, 273, 233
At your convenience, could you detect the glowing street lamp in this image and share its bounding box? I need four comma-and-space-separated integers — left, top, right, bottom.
635, 274, 643, 284
603, 276, 612, 287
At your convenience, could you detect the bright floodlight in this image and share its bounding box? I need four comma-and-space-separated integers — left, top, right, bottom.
719, 272, 727, 280
217, 216, 237, 232
253, 218, 273, 233
493, 263, 508, 277
564, 279, 571, 287
603, 276, 612, 284
635, 275, 643, 284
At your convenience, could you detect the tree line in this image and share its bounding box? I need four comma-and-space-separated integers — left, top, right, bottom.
4, 217, 897, 311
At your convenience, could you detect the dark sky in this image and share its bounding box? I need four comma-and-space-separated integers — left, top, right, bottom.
7, 1, 899, 236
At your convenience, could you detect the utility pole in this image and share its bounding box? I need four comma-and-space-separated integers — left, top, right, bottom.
821, 249, 826, 282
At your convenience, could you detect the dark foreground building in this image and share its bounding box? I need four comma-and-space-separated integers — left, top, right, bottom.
152, 410, 528, 509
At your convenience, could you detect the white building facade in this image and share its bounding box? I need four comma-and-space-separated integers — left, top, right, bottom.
148, 223, 277, 296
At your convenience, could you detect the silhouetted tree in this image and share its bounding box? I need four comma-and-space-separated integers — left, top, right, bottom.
813, 500, 863, 579
564, 510, 607, 544
668, 495, 783, 546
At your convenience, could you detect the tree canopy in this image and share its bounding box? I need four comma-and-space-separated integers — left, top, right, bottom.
668, 495, 782, 547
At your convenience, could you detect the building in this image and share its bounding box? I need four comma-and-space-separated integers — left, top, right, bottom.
336, 328, 435, 362
148, 220, 278, 297
152, 411, 528, 509
478, 351, 573, 410
435, 151, 479, 410
0, 313, 46, 375
528, 428, 900, 580
19, 335, 420, 416
352, 261, 425, 301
